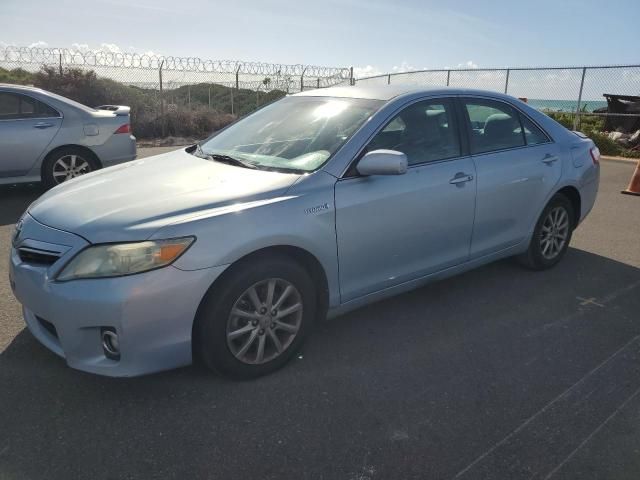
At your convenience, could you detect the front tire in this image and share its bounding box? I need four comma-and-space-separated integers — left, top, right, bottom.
518, 193, 575, 270
194, 254, 317, 379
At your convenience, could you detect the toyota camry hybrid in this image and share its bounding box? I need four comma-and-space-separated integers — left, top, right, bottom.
9, 85, 600, 378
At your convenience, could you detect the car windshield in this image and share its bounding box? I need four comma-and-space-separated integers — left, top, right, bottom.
198, 96, 384, 172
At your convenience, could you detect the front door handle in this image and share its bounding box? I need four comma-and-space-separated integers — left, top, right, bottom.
449, 173, 474, 185
542, 154, 559, 165
33, 122, 54, 129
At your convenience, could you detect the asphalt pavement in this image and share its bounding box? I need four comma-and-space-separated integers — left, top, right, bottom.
1, 156, 639, 480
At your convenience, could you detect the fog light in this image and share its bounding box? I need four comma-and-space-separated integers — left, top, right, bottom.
101, 328, 120, 360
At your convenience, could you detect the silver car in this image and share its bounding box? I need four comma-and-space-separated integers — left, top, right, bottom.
9, 85, 600, 378
0, 84, 136, 187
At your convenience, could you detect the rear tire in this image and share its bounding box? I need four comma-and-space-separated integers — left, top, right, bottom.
194, 254, 316, 379
518, 193, 575, 270
42, 147, 100, 189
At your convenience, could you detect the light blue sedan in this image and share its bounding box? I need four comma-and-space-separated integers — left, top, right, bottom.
0, 84, 136, 187
9, 85, 600, 378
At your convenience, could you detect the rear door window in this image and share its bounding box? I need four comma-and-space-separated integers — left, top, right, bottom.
0, 92, 59, 119
520, 115, 550, 145
0, 93, 21, 118
463, 98, 525, 154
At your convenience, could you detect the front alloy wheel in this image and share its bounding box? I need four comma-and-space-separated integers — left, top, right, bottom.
195, 254, 316, 378
226, 278, 303, 365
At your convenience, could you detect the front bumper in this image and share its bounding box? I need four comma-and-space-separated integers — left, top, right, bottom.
9, 215, 226, 377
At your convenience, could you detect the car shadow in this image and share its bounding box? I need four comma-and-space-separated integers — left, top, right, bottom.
1, 247, 640, 479
0, 183, 44, 226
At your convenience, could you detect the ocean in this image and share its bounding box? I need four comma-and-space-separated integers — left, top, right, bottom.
526, 99, 608, 113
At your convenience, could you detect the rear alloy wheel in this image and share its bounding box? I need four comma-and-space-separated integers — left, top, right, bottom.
539, 206, 570, 260
52, 154, 92, 183
518, 193, 575, 270
42, 147, 99, 189
195, 254, 316, 378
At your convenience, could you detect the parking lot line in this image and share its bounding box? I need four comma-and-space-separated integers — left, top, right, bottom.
454, 334, 640, 479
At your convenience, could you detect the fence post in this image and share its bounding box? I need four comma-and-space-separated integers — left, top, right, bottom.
317, 78, 320, 89
208, 85, 211, 110
349, 66, 354, 86
574, 67, 587, 131
59, 53, 63, 75
235, 64, 241, 91
504, 68, 510, 94
446, 70, 450, 87
188, 85, 191, 110
230, 87, 234, 116
387, 74, 391, 85
300, 67, 308, 92
159, 60, 165, 138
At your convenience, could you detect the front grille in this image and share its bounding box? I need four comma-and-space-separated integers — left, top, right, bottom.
36, 316, 58, 338
18, 247, 61, 266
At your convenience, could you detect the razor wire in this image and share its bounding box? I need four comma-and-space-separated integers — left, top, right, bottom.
0, 45, 353, 139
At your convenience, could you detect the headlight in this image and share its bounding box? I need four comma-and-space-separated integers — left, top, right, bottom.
56, 237, 195, 281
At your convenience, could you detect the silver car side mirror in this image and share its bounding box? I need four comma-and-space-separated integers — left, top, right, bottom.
356, 149, 408, 176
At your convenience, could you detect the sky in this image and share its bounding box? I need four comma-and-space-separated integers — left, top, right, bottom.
1, 0, 639, 78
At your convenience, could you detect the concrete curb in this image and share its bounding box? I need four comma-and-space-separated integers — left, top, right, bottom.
601, 156, 639, 165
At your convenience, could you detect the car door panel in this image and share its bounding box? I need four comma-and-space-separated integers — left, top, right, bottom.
0, 92, 62, 178
469, 144, 561, 257
460, 97, 562, 259
0, 118, 62, 177
335, 158, 476, 302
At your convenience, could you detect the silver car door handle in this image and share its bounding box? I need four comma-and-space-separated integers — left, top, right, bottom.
542, 154, 559, 164
449, 173, 474, 185
33, 122, 54, 129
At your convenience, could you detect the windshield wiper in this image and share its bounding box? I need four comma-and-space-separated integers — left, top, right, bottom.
207, 153, 258, 170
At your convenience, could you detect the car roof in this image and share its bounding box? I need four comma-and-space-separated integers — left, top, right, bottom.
293, 84, 513, 101
0, 83, 98, 113
0, 83, 46, 93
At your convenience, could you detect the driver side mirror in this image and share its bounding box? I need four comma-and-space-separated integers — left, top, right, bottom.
356, 149, 408, 176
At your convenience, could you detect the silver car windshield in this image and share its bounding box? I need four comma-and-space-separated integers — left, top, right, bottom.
199, 96, 384, 172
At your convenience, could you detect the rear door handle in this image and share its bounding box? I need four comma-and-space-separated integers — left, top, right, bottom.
449, 173, 474, 185
542, 154, 559, 164
33, 122, 53, 129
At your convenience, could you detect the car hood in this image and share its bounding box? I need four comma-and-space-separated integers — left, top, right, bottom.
29, 148, 302, 243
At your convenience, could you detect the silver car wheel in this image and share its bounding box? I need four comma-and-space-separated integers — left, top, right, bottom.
540, 206, 570, 259
52, 155, 91, 184
226, 278, 303, 365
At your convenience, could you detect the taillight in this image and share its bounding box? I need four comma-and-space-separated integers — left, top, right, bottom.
114, 124, 130, 134
589, 146, 600, 165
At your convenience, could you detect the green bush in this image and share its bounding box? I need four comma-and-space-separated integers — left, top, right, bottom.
587, 132, 622, 156
0, 67, 35, 84
545, 111, 640, 158
1, 66, 286, 140
545, 112, 605, 133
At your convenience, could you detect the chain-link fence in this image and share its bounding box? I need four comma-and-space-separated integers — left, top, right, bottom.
2, 45, 639, 153
356, 65, 640, 155
0, 45, 352, 140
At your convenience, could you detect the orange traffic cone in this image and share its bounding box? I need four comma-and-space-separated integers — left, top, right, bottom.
622, 160, 640, 196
